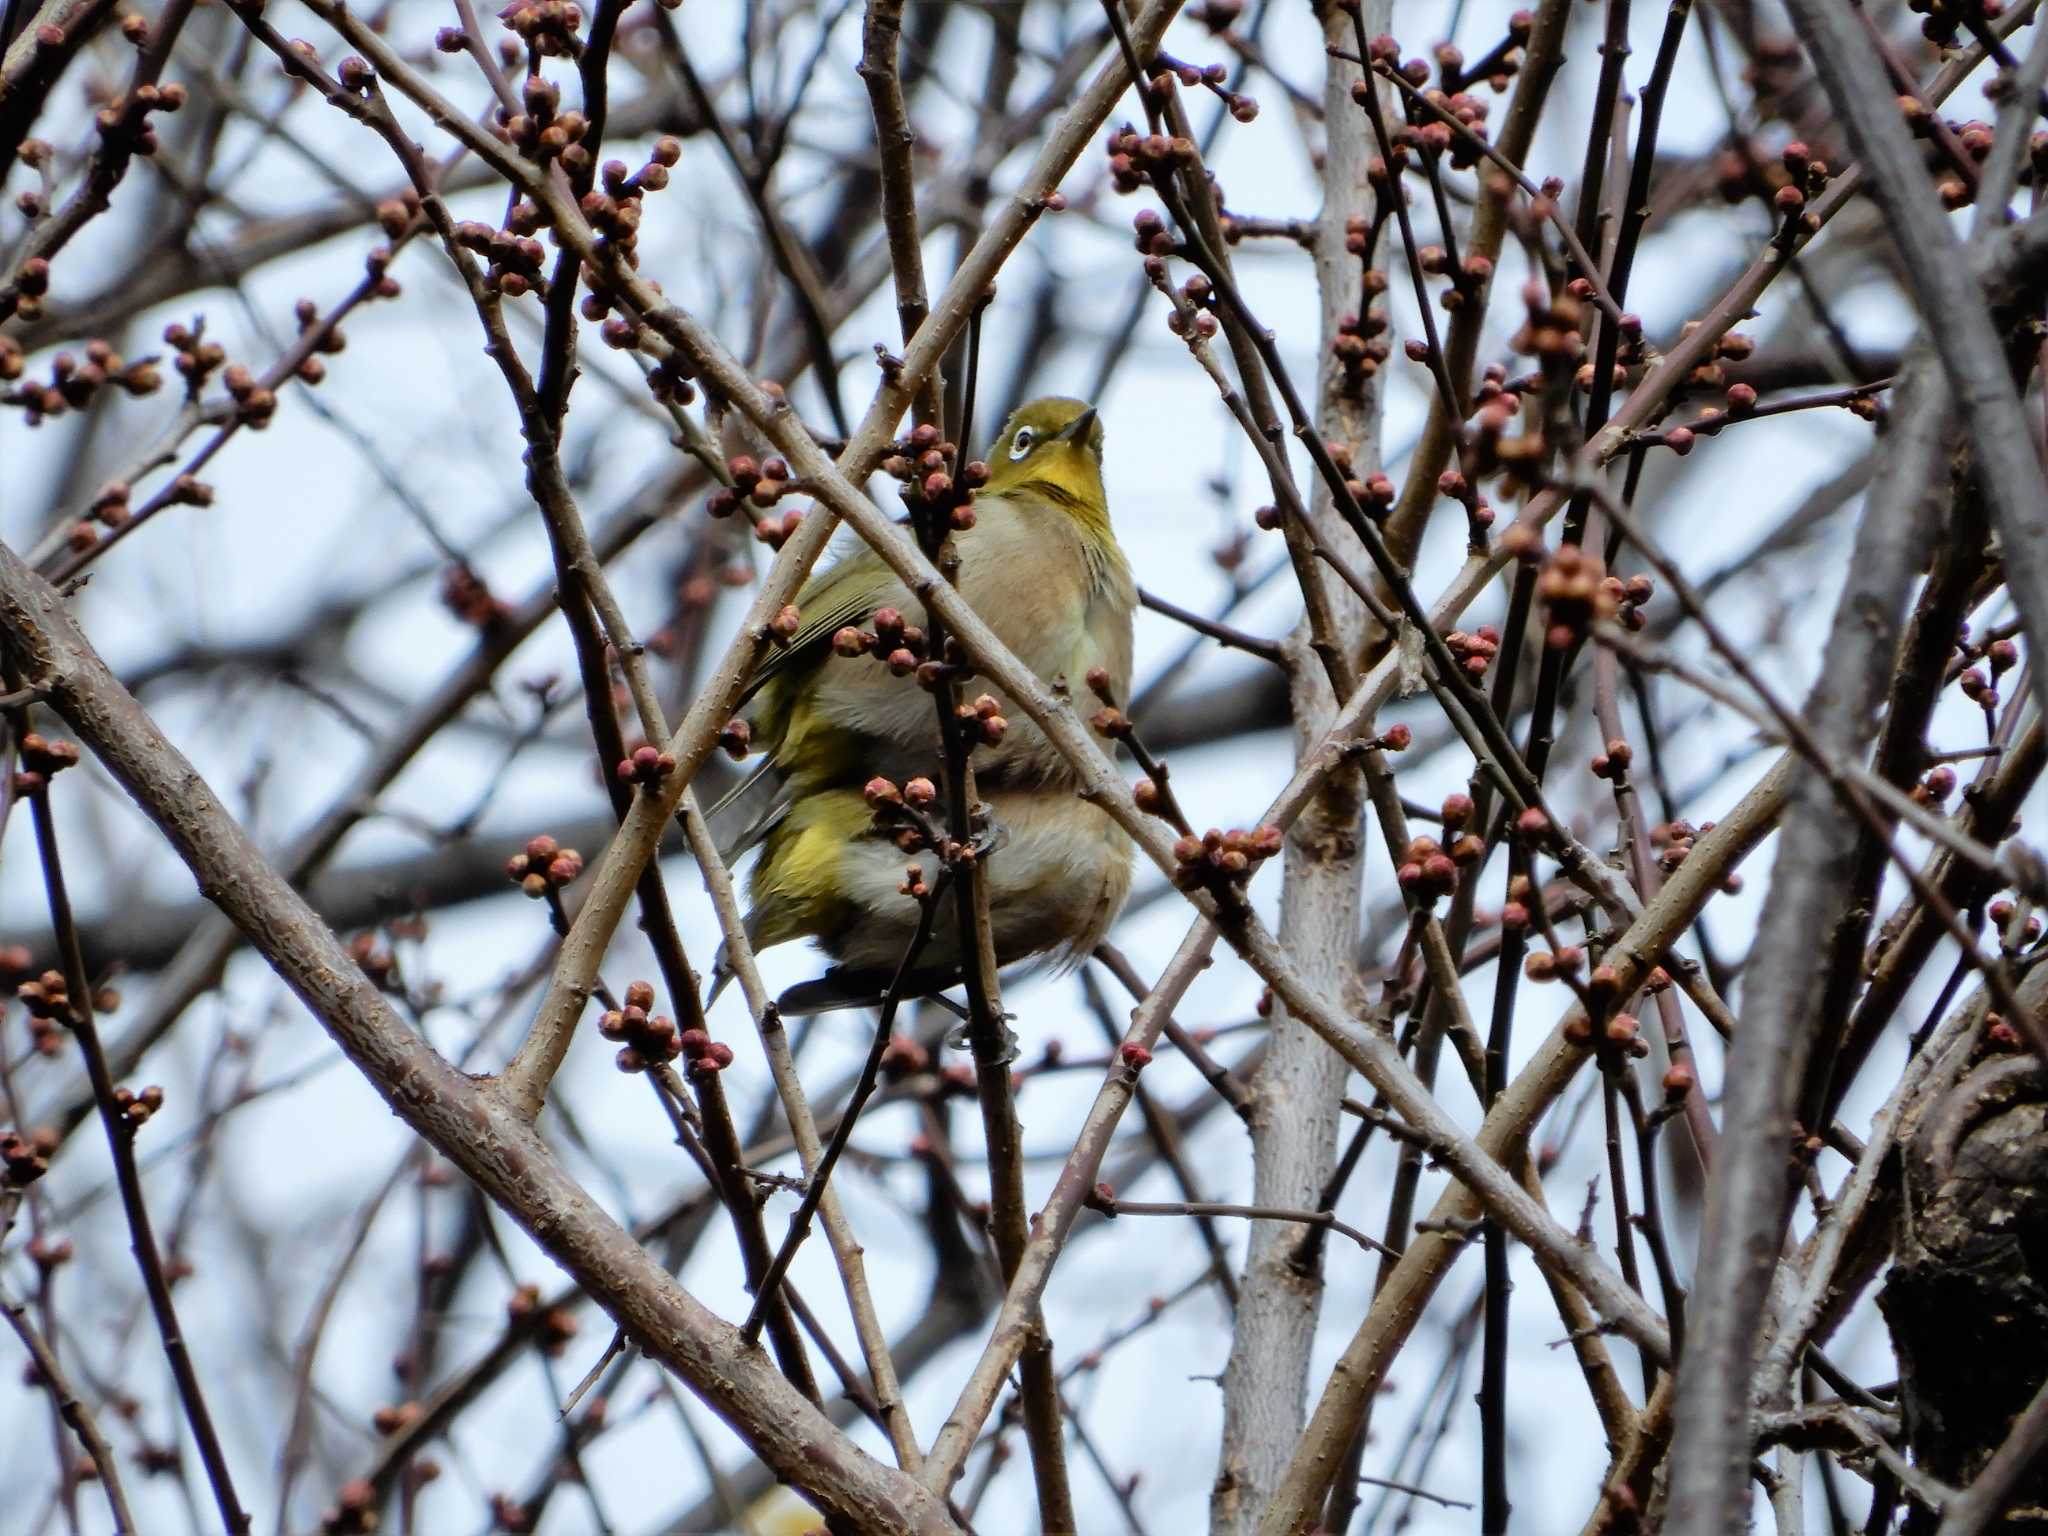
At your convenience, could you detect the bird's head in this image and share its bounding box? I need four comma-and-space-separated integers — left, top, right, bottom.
983, 398, 1108, 529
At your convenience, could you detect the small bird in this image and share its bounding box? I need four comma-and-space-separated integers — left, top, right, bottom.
710, 396, 1136, 1004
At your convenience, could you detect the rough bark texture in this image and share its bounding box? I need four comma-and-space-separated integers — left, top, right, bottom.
1884, 1056, 2048, 1532
1208, 4, 1383, 1531
1665, 361, 1945, 1535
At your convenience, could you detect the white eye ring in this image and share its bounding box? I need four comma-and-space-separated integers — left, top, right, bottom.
1009, 427, 1035, 460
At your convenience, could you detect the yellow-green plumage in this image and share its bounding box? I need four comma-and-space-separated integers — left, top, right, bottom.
716, 398, 1136, 989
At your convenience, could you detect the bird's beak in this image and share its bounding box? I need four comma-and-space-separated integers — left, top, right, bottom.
1056, 407, 1098, 445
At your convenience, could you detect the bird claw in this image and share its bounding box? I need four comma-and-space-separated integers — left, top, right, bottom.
943, 1011, 1020, 1063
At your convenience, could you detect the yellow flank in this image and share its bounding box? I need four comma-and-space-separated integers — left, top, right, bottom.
746, 793, 871, 950
723, 396, 1138, 990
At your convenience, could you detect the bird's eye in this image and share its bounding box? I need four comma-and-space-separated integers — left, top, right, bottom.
1009, 428, 1035, 460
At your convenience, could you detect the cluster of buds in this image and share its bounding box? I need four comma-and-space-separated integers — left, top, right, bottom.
1770, 138, 1835, 232
716, 716, 752, 761
1564, 1001, 1651, 1058
1665, 322, 1750, 399
16, 967, 71, 1028
1418, 242, 1494, 312
3, 337, 162, 426
1106, 123, 1198, 196
2, 1126, 56, 1186
1331, 295, 1391, 395
1156, 266, 1221, 344
616, 743, 676, 787
646, 349, 697, 406
1436, 11, 1535, 95
1908, 0, 2002, 53
319, 1479, 379, 1536
1669, 383, 1789, 446
1523, 939, 1584, 984
164, 320, 232, 399
1651, 818, 1698, 873
581, 143, 678, 263
451, 217, 548, 298
581, 147, 684, 307
372, 188, 423, 245
882, 421, 986, 537
1549, 569, 1619, 655
496, 0, 585, 58
1434, 468, 1494, 542
1958, 664, 2003, 717
505, 834, 584, 897
74, 76, 187, 188
13, 731, 80, 796
832, 608, 971, 698
4, 253, 52, 331
953, 692, 1009, 749
1589, 737, 1634, 782
705, 453, 805, 546
1396, 86, 1492, 174
595, 983, 686, 1073
498, 71, 585, 165
440, 564, 513, 631
1364, 134, 1416, 194
110, 1083, 166, 1130
1570, 304, 1643, 394
678, 1025, 735, 1079
1913, 763, 1959, 808
85, 482, 134, 536
16, 964, 72, 1057
291, 297, 353, 380
1466, 388, 1547, 495
1508, 280, 1585, 369
1957, 632, 2020, 717
864, 774, 945, 857
1362, 32, 1429, 88
1988, 898, 2045, 946
218, 361, 277, 428
1398, 821, 1483, 903
12, 137, 53, 222
1154, 53, 1259, 123
1131, 207, 1177, 262
1650, 819, 1738, 891
1534, 545, 1625, 649
1170, 824, 1284, 896
1335, 450, 1397, 523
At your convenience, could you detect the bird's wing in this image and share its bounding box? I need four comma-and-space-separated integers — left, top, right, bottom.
703, 757, 795, 864
732, 544, 897, 713
707, 548, 898, 857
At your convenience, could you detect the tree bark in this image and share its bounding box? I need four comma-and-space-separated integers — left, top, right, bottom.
1210, 4, 1384, 1530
